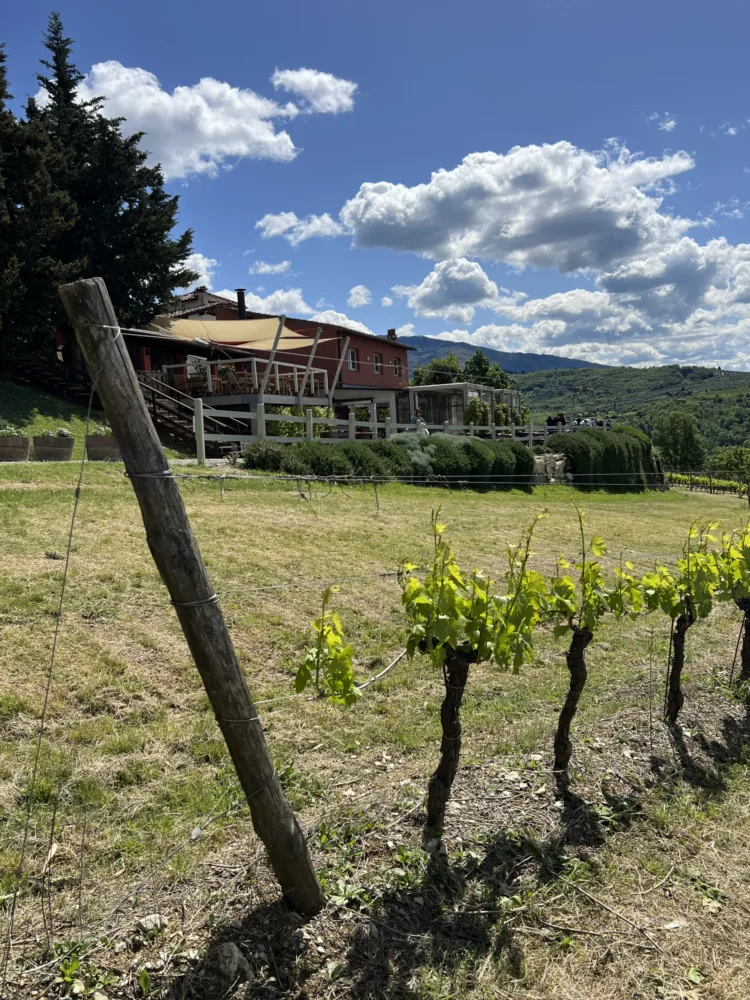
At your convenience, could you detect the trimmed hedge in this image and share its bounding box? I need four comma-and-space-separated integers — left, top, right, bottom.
552, 427, 662, 492
243, 433, 535, 490
242, 428, 659, 491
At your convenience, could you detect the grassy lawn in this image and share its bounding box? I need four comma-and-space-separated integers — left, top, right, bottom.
1, 465, 749, 998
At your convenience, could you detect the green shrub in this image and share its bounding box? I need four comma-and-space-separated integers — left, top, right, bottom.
365, 439, 415, 477
424, 433, 472, 478
242, 440, 286, 471
553, 428, 661, 491
337, 441, 390, 477
282, 441, 353, 478
509, 440, 536, 483
464, 438, 497, 481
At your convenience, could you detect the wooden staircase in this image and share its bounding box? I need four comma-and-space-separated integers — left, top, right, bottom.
10, 357, 242, 456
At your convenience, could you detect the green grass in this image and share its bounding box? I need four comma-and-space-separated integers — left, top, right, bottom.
0, 378, 105, 459
1, 465, 749, 998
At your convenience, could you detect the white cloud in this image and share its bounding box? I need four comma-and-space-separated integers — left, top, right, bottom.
66, 60, 356, 180
182, 253, 218, 290
213, 287, 314, 315
396, 323, 415, 337
347, 284, 372, 308
393, 258, 522, 323
340, 141, 695, 272
381, 296, 393, 307
648, 111, 677, 132
271, 67, 358, 114
75, 61, 301, 179
310, 310, 374, 334
726, 126, 738, 136
713, 198, 745, 220
249, 259, 292, 275
255, 211, 345, 246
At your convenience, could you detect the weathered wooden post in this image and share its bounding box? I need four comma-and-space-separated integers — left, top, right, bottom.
348, 410, 356, 440
305, 408, 314, 441
384, 415, 392, 439
59, 278, 324, 916
194, 398, 206, 466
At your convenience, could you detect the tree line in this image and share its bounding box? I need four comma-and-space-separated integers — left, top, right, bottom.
0, 13, 196, 360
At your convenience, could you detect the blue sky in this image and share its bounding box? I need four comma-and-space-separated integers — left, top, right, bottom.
5, 0, 750, 366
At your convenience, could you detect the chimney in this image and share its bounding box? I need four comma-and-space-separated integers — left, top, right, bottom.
235, 288, 247, 320
387, 328, 397, 341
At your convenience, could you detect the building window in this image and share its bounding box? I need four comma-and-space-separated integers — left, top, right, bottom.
347, 347, 359, 371
393, 357, 403, 377
373, 353, 382, 375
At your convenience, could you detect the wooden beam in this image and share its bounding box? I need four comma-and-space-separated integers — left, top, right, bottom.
58, 278, 324, 916
259, 316, 285, 395
298, 327, 321, 401
329, 335, 350, 405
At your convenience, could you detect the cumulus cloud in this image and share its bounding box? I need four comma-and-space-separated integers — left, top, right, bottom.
68, 60, 357, 180
347, 284, 372, 308
249, 259, 292, 275
340, 141, 695, 272
395, 323, 416, 337
214, 287, 314, 315
392, 258, 522, 323
182, 252, 218, 290
310, 310, 374, 334
255, 212, 346, 245
381, 296, 393, 307
271, 67, 357, 114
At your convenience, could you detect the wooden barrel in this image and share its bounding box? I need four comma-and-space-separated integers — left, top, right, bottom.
85, 435, 121, 461
33, 436, 75, 461
0, 437, 30, 462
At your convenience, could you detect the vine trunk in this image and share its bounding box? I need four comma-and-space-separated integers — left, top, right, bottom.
666, 600, 695, 724
735, 599, 750, 686
553, 624, 593, 778
425, 646, 473, 837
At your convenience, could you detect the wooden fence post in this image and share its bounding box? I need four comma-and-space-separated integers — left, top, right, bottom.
256, 402, 266, 441
59, 277, 324, 916
349, 410, 356, 440
490, 423, 497, 440
385, 415, 392, 439
194, 398, 206, 466
528, 421, 533, 447
305, 408, 314, 440
444, 420, 450, 435
469, 422, 475, 438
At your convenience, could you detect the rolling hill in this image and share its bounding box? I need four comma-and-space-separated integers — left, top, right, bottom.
516, 364, 750, 451
401, 335, 610, 372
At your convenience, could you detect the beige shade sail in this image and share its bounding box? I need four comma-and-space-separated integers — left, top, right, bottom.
150, 316, 329, 351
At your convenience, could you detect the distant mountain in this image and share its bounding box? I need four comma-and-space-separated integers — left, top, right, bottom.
401, 335, 611, 373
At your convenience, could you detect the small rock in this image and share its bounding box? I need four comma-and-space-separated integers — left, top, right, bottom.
181, 949, 200, 962
414, 896, 424, 905
212, 942, 252, 982
504, 770, 521, 782
501, 790, 512, 799
136, 913, 168, 935
93, 993, 108, 1000
662, 918, 689, 931
518, 782, 529, 791
227, 918, 243, 931
316, 945, 326, 955
113, 940, 127, 954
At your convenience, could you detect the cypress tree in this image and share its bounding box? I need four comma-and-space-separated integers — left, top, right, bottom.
36, 12, 197, 329
0, 43, 77, 358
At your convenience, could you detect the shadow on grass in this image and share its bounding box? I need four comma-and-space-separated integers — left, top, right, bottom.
166, 701, 750, 999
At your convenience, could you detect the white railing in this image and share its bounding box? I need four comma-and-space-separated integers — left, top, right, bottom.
193, 402, 590, 463
150, 357, 330, 399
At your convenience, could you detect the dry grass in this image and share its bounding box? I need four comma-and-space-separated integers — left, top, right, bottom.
0, 464, 749, 998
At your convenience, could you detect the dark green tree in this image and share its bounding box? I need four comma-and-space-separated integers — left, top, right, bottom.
0, 42, 77, 358
463, 348, 513, 389
35, 12, 197, 330
711, 445, 750, 479
411, 351, 462, 385
0, 13, 196, 357
652, 410, 706, 472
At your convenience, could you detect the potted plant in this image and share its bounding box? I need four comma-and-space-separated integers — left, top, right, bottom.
33, 428, 75, 461
85, 424, 121, 461
0, 425, 30, 462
